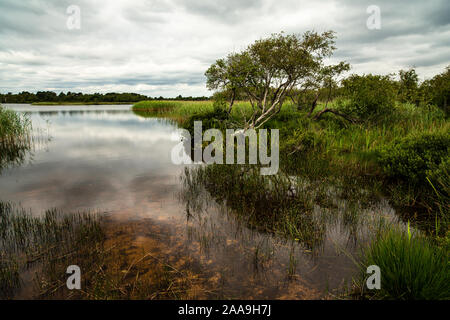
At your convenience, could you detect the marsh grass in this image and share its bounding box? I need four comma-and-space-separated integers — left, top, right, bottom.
133, 100, 268, 125
0, 105, 32, 170
0, 202, 206, 300
358, 228, 449, 300
0, 202, 105, 299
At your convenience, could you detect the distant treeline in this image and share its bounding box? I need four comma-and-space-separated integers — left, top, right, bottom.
0, 91, 211, 104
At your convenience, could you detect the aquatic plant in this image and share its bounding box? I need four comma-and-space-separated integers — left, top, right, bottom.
0, 105, 32, 170
0, 202, 104, 298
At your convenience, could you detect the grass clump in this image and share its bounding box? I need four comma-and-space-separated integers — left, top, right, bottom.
359, 228, 449, 300
0, 105, 32, 170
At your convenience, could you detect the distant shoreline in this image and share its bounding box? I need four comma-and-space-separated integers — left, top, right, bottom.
30, 102, 134, 105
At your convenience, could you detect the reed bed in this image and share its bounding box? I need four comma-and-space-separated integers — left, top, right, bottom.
0, 105, 32, 170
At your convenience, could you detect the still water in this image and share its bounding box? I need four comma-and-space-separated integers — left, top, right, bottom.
1, 104, 399, 299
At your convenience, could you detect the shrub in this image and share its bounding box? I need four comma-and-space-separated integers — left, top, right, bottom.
341, 74, 397, 122
398, 68, 419, 105
361, 228, 449, 300
282, 130, 324, 155
421, 66, 450, 115
377, 132, 449, 184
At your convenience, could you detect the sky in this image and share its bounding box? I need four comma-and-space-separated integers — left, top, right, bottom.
0, 0, 449, 97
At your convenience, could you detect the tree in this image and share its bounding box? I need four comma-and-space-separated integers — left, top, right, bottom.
307, 61, 351, 121
205, 31, 339, 129
423, 66, 450, 115
398, 68, 419, 104
338, 74, 397, 123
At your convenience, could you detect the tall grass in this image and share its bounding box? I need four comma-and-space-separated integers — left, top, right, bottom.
359, 228, 449, 300
0, 105, 30, 144
0, 105, 32, 170
133, 100, 266, 123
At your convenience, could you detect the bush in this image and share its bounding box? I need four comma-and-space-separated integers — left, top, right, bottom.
377, 132, 449, 184
421, 66, 450, 115
282, 130, 324, 155
397, 68, 419, 105
361, 229, 449, 300
341, 74, 397, 122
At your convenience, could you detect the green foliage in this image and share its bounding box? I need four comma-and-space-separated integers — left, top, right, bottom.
132, 100, 183, 113
181, 107, 229, 135
0, 105, 30, 141
0, 91, 211, 104
398, 68, 419, 105
205, 31, 339, 128
283, 130, 324, 155
341, 74, 397, 122
421, 66, 450, 115
377, 132, 449, 184
361, 228, 449, 300
0, 106, 32, 170
181, 165, 325, 248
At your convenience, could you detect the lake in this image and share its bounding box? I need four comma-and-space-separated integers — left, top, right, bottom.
0, 104, 400, 299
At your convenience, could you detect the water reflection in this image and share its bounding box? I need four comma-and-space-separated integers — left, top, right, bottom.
0, 104, 401, 299
178, 165, 399, 298
0, 105, 184, 217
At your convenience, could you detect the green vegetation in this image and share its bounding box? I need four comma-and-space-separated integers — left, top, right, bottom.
338, 74, 396, 122
378, 132, 449, 185
132, 33, 449, 300
0, 105, 32, 171
181, 165, 325, 248
0, 91, 209, 104
31, 101, 133, 106
421, 66, 450, 115
132, 99, 254, 123
0, 202, 104, 299
2, 30, 449, 300
359, 228, 449, 300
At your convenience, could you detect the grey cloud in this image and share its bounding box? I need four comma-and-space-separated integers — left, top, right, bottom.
0, 0, 449, 96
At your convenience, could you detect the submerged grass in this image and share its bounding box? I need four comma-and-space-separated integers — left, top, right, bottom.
182, 165, 336, 249
0, 202, 104, 299
0, 203, 208, 300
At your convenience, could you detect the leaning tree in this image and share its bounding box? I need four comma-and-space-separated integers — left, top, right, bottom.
205, 31, 345, 129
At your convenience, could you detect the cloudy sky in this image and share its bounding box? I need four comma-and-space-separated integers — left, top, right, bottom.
0, 0, 449, 97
